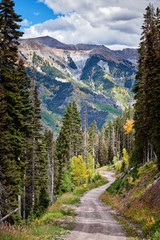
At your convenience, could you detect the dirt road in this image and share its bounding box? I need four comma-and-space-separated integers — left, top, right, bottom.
65, 171, 126, 240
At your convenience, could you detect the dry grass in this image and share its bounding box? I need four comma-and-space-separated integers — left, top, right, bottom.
0, 177, 108, 240
101, 161, 160, 239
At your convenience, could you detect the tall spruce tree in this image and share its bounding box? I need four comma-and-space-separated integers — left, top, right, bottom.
72, 101, 82, 156
0, 0, 25, 217
0, 0, 50, 219
82, 105, 88, 162
87, 120, 98, 165
55, 102, 82, 193
25, 85, 49, 218
97, 128, 108, 166
148, 8, 160, 168
133, 5, 160, 169
0, 84, 8, 215
45, 130, 55, 203
16, 59, 34, 219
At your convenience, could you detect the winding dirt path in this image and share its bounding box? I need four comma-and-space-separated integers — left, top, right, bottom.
65, 171, 126, 240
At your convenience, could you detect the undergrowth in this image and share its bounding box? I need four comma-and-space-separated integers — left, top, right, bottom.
101, 161, 160, 240
0, 178, 108, 240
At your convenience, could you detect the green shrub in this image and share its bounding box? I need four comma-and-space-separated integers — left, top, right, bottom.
59, 167, 75, 194
93, 172, 102, 181
39, 187, 50, 210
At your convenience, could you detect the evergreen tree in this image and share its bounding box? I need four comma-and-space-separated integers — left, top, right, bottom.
59, 166, 74, 193
0, 84, 8, 215
72, 101, 82, 156
55, 102, 82, 193
45, 130, 55, 203
0, 0, 50, 219
0, 0, 24, 217
87, 120, 98, 164
16, 59, 33, 135
16, 59, 34, 219
97, 128, 108, 166
133, 5, 160, 168
148, 8, 160, 168
82, 105, 88, 162
25, 85, 48, 218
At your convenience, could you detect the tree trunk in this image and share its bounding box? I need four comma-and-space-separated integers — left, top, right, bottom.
23, 175, 26, 219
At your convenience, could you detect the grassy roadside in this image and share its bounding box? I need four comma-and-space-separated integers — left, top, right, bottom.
0, 178, 108, 240
100, 161, 160, 240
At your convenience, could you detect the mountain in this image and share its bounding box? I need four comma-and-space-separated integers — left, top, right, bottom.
18, 36, 138, 136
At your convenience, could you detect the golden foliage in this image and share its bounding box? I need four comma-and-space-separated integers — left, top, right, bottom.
70, 154, 95, 186
71, 155, 88, 186
123, 148, 129, 167
115, 160, 122, 171
123, 119, 134, 134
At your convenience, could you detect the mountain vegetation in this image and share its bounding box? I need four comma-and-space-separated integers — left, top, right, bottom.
0, 0, 50, 221
101, 161, 160, 239
0, 1, 160, 240
18, 35, 137, 135
101, 5, 160, 239
133, 5, 160, 170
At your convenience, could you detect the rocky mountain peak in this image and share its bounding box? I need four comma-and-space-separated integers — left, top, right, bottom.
18, 36, 137, 134
20, 36, 138, 64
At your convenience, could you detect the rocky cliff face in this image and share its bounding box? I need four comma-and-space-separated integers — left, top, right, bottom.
19, 36, 138, 135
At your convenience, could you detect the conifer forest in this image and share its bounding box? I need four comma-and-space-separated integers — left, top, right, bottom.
1, 1, 160, 239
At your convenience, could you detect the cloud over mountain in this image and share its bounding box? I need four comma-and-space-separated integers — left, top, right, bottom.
23, 0, 160, 49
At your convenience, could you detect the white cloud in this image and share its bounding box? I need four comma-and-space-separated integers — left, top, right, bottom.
21, 19, 32, 27
39, 0, 159, 16
34, 12, 40, 16
23, 12, 140, 47
23, 0, 160, 49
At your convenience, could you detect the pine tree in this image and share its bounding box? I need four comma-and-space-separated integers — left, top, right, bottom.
133, 5, 160, 168
0, 84, 8, 215
0, 0, 22, 70
16, 59, 34, 219
55, 102, 83, 193
148, 8, 160, 169
25, 85, 49, 218
0, 0, 50, 219
0, 0, 24, 217
72, 101, 82, 156
88, 120, 98, 164
56, 103, 73, 164
45, 130, 55, 203
97, 128, 108, 166
17, 59, 33, 135
82, 105, 88, 162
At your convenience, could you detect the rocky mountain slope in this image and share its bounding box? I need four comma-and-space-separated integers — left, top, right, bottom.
18, 36, 138, 135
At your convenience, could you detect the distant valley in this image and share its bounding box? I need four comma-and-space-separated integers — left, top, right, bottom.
18, 36, 138, 135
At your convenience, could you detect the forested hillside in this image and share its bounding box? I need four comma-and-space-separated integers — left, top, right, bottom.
0, 1, 160, 240
18, 36, 137, 135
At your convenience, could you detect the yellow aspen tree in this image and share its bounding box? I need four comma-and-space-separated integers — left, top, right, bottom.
123, 119, 134, 134
79, 155, 88, 184
71, 155, 88, 186
71, 156, 80, 186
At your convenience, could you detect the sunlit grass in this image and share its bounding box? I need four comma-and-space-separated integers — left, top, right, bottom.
1, 177, 108, 240
101, 161, 160, 239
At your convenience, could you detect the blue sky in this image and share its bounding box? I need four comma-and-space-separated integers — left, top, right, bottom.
14, 0, 58, 26
14, 0, 160, 50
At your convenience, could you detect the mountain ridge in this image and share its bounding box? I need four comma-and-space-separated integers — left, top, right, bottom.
19, 36, 137, 135
20, 36, 138, 61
